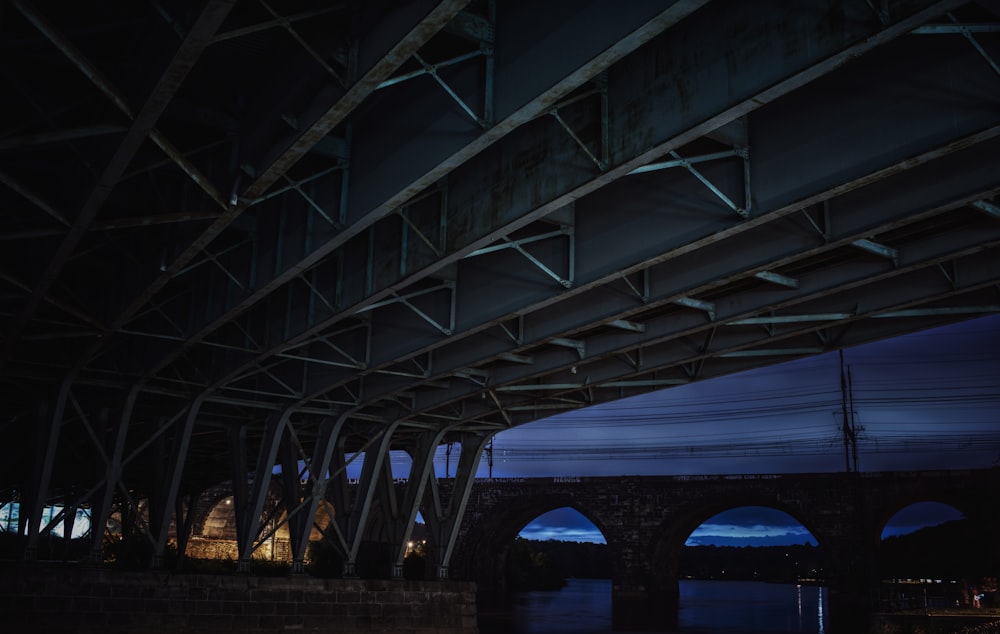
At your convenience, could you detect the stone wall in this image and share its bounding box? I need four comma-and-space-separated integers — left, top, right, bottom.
185, 537, 292, 562
185, 537, 239, 561
0, 565, 478, 633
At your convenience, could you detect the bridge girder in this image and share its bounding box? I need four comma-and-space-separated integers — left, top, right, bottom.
1, 0, 999, 572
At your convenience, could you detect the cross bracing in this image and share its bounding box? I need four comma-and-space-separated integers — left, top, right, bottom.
1, 0, 999, 574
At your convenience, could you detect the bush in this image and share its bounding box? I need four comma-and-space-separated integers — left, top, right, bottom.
306, 539, 344, 578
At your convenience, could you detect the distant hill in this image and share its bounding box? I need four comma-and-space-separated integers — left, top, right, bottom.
679, 543, 823, 583
879, 519, 996, 580
509, 519, 995, 588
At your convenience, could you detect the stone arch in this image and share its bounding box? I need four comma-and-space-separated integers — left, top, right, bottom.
200, 495, 237, 539
186, 479, 292, 562
188, 483, 235, 538
875, 494, 972, 539
868, 476, 1000, 593
879, 500, 964, 539
501, 504, 610, 586
457, 489, 613, 599
452, 471, 1000, 633
875, 498, 982, 606
643, 490, 828, 632
188, 492, 239, 561
650, 491, 826, 585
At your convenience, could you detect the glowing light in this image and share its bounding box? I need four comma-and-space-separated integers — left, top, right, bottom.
818, 587, 824, 634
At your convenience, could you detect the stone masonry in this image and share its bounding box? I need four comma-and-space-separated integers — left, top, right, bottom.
0, 566, 478, 634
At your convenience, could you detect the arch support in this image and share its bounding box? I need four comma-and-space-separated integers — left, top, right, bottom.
424, 430, 494, 579
388, 428, 451, 578
235, 409, 292, 571
88, 385, 144, 563
288, 413, 349, 574
24, 373, 75, 560
611, 523, 672, 632
824, 533, 878, 634
333, 421, 400, 577
151, 395, 207, 568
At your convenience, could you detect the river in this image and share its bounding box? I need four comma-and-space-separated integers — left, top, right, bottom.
479, 578, 828, 634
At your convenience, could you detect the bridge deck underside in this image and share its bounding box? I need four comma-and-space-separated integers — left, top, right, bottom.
0, 0, 998, 571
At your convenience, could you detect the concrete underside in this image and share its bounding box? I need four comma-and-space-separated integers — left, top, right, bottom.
0, 566, 478, 634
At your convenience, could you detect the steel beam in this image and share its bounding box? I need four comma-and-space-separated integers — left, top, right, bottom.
395, 192, 1000, 414
289, 413, 349, 572
130, 0, 709, 384
88, 385, 142, 561
286, 48, 1000, 406
4, 3, 1000, 553
101, 0, 475, 379
389, 428, 453, 576
424, 430, 493, 578
152, 394, 205, 564
228, 424, 250, 555
182, 0, 971, 406
342, 422, 399, 576
1, 0, 235, 372
420, 245, 1000, 424
236, 409, 292, 570
23, 373, 73, 557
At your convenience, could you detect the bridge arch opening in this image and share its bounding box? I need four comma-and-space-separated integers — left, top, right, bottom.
877, 501, 992, 610
880, 501, 964, 540
518, 507, 607, 545
657, 505, 828, 633
507, 506, 609, 591
476, 504, 612, 633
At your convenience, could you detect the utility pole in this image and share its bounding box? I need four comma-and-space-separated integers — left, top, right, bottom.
839, 350, 860, 472
848, 365, 859, 473
486, 438, 494, 478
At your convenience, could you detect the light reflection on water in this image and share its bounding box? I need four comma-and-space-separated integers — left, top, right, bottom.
480, 577, 613, 633
479, 578, 829, 634
679, 580, 827, 633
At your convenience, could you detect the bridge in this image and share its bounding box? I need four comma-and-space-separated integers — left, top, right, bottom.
21, 468, 997, 632
173, 470, 1000, 631
452, 470, 1000, 631
1, 1, 999, 631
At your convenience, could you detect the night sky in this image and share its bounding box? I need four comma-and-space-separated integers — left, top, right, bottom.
468, 314, 1000, 544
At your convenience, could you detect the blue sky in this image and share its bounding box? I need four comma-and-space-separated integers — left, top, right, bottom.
479, 315, 1000, 479
482, 314, 999, 545
515, 502, 965, 546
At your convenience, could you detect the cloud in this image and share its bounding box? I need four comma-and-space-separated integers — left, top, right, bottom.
686, 522, 814, 547
684, 507, 816, 546
690, 523, 812, 539
519, 523, 607, 544
518, 507, 607, 543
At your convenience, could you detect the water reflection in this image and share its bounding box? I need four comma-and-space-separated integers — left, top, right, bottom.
817, 584, 824, 634
480, 578, 612, 633
679, 580, 827, 633
479, 578, 829, 634
797, 584, 802, 629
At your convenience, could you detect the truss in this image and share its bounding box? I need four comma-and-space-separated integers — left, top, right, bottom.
1, 0, 998, 575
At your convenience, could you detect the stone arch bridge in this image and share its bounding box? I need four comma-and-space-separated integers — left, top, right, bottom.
179, 468, 1000, 632
448, 469, 1000, 632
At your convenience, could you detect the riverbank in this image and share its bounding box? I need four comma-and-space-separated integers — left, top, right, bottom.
871, 609, 1000, 634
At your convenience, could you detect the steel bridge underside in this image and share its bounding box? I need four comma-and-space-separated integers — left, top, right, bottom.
1, 0, 999, 574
